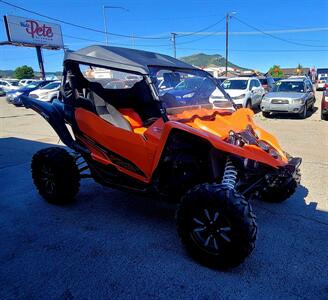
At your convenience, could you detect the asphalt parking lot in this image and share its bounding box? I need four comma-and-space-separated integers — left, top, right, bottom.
0, 94, 327, 299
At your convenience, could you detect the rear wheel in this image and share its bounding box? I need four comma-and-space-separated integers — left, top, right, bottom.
176, 183, 257, 269
31, 147, 80, 204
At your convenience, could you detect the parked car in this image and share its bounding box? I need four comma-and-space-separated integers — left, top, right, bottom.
258, 76, 275, 92
7, 80, 54, 106
19, 79, 38, 86
273, 77, 283, 82
29, 81, 61, 102
316, 77, 327, 91
260, 78, 315, 119
218, 77, 265, 109
321, 90, 328, 120
0, 87, 5, 96
164, 76, 216, 107
0, 79, 19, 92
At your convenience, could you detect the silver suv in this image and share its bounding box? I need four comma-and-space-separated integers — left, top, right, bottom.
260, 78, 315, 119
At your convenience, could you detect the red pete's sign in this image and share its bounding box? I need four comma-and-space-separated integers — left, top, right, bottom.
25, 20, 54, 39
5, 15, 63, 48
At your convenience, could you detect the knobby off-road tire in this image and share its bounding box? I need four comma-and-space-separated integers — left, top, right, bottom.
260, 168, 301, 203
31, 147, 80, 204
176, 183, 257, 270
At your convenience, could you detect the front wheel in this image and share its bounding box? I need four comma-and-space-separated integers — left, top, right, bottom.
176, 184, 257, 269
31, 147, 80, 204
262, 111, 270, 118
260, 169, 301, 203
299, 104, 307, 119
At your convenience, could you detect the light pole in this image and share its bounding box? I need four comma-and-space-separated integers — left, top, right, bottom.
103, 5, 129, 46
225, 12, 236, 76
171, 33, 177, 58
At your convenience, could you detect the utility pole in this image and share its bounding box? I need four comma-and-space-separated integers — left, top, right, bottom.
131, 33, 135, 49
171, 33, 177, 58
225, 12, 236, 76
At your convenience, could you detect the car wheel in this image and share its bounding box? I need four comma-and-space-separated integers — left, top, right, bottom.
176, 183, 257, 269
245, 99, 252, 109
299, 104, 307, 119
322, 111, 328, 121
31, 147, 80, 204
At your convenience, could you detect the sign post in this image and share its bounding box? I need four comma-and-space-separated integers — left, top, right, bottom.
2, 15, 63, 79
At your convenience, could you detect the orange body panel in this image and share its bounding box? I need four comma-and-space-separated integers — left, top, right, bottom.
75, 107, 288, 183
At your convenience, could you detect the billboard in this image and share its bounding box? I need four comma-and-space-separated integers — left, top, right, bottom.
4, 15, 63, 49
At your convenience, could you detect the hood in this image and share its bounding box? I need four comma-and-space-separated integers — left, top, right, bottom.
266, 92, 306, 99
169, 108, 288, 165
225, 89, 247, 97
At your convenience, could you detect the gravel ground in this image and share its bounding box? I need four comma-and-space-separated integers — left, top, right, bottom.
0, 94, 327, 300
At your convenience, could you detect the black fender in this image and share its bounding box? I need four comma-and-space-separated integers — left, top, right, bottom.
21, 96, 89, 155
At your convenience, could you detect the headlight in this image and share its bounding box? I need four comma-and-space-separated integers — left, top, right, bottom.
233, 94, 246, 100
292, 98, 305, 104
14, 92, 23, 97
183, 92, 195, 98
262, 97, 270, 102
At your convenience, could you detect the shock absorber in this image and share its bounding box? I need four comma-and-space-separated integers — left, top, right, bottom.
221, 157, 238, 189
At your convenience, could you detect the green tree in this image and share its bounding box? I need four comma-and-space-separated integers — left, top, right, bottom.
14, 65, 34, 80
296, 63, 303, 75
268, 65, 283, 78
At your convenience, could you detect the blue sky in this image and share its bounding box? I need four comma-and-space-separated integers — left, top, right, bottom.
0, 0, 327, 72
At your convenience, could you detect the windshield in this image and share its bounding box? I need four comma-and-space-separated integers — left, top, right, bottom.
41, 82, 61, 90
150, 67, 232, 114
223, 79, 248, 90
10, 81, 19, 86
26, 83, 40, 88
271, 81, 305, 93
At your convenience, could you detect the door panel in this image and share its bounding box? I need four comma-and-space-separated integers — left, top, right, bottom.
75, 108, 157, 179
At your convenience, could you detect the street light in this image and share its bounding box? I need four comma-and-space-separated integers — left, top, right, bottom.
103, 5, 129, 46
225, 12, 236, 76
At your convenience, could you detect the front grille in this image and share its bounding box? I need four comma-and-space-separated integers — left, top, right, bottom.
271, 99, 289, 104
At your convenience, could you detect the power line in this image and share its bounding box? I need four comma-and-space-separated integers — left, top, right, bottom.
178, 47, 328, 52
177, 16, 226, 37
177, 26, 226, 45
0, 0, 170, 40
233, 16, 328, 48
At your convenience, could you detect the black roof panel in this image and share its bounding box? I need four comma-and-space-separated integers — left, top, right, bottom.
64, 45, 196, 75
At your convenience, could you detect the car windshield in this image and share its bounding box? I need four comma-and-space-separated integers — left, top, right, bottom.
150, 67, 230, 114
222, 79, 248, 90
26, 82, 41, 88
271, 81, 305, 93
320, 77, 328, 81
41, 82, 60, 89
10, 81, 19, 86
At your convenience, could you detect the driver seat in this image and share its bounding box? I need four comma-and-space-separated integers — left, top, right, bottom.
87, 91, 132, 132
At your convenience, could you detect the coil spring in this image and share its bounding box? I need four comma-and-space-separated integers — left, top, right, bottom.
221, 158, 238, 189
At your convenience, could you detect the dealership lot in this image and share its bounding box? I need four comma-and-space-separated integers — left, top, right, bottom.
0, 94, 327, 299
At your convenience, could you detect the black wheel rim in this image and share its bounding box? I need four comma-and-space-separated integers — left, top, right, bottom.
190, 208, 232, 255
40, 164, 56, 194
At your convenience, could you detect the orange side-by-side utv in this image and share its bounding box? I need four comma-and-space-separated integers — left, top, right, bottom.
22, 46, 301, 269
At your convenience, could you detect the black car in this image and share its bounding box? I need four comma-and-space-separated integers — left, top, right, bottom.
8, 80, 54, 106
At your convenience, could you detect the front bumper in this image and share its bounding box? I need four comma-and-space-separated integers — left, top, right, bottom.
261, 101, 305, 114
